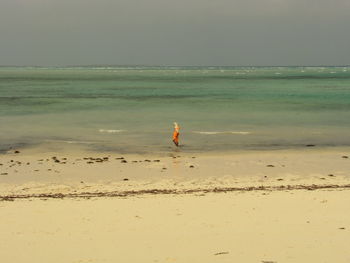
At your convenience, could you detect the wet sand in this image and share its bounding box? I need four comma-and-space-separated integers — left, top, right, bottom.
1, 148, 350, 262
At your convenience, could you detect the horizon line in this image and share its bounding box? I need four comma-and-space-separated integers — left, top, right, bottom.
0, 64, 349, 68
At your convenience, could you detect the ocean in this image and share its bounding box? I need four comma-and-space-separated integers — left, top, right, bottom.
1, 66, 350, 154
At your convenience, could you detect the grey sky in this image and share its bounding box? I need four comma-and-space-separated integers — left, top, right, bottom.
1, 0, 349, 66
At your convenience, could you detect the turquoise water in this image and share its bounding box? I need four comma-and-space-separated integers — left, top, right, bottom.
1, 66, 350, 154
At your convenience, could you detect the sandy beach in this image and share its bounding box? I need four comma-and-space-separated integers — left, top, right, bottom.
1, 148, 350, 262
1, 189, 350, 263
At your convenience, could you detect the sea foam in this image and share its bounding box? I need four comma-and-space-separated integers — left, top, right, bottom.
193, 131, 251, 135
99, 129, 125, 133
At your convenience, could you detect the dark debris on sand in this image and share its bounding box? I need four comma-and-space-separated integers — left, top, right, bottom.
214, 252, 229, 256
2, 183, 350, 202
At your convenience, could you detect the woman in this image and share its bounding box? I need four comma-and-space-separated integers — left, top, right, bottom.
172, 122, 180, 146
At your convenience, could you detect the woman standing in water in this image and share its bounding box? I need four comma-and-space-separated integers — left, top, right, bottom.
172, 122, 180, 146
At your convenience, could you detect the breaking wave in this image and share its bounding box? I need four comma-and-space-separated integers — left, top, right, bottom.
99, 129, 125, 133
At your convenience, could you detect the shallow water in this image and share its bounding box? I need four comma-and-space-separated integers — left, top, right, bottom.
1, 66, 350, 154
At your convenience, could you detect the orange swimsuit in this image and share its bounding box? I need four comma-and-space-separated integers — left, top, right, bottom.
173, 130, 179, 144
172, 126, 180, 146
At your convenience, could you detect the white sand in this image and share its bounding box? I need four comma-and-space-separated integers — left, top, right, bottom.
1, 148, 350, 263
1, 189, 350, 263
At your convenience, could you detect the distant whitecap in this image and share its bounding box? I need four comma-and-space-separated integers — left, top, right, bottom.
99, 129, 125, 133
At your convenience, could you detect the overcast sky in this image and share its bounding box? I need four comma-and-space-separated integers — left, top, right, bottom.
1, 0, 349, 66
